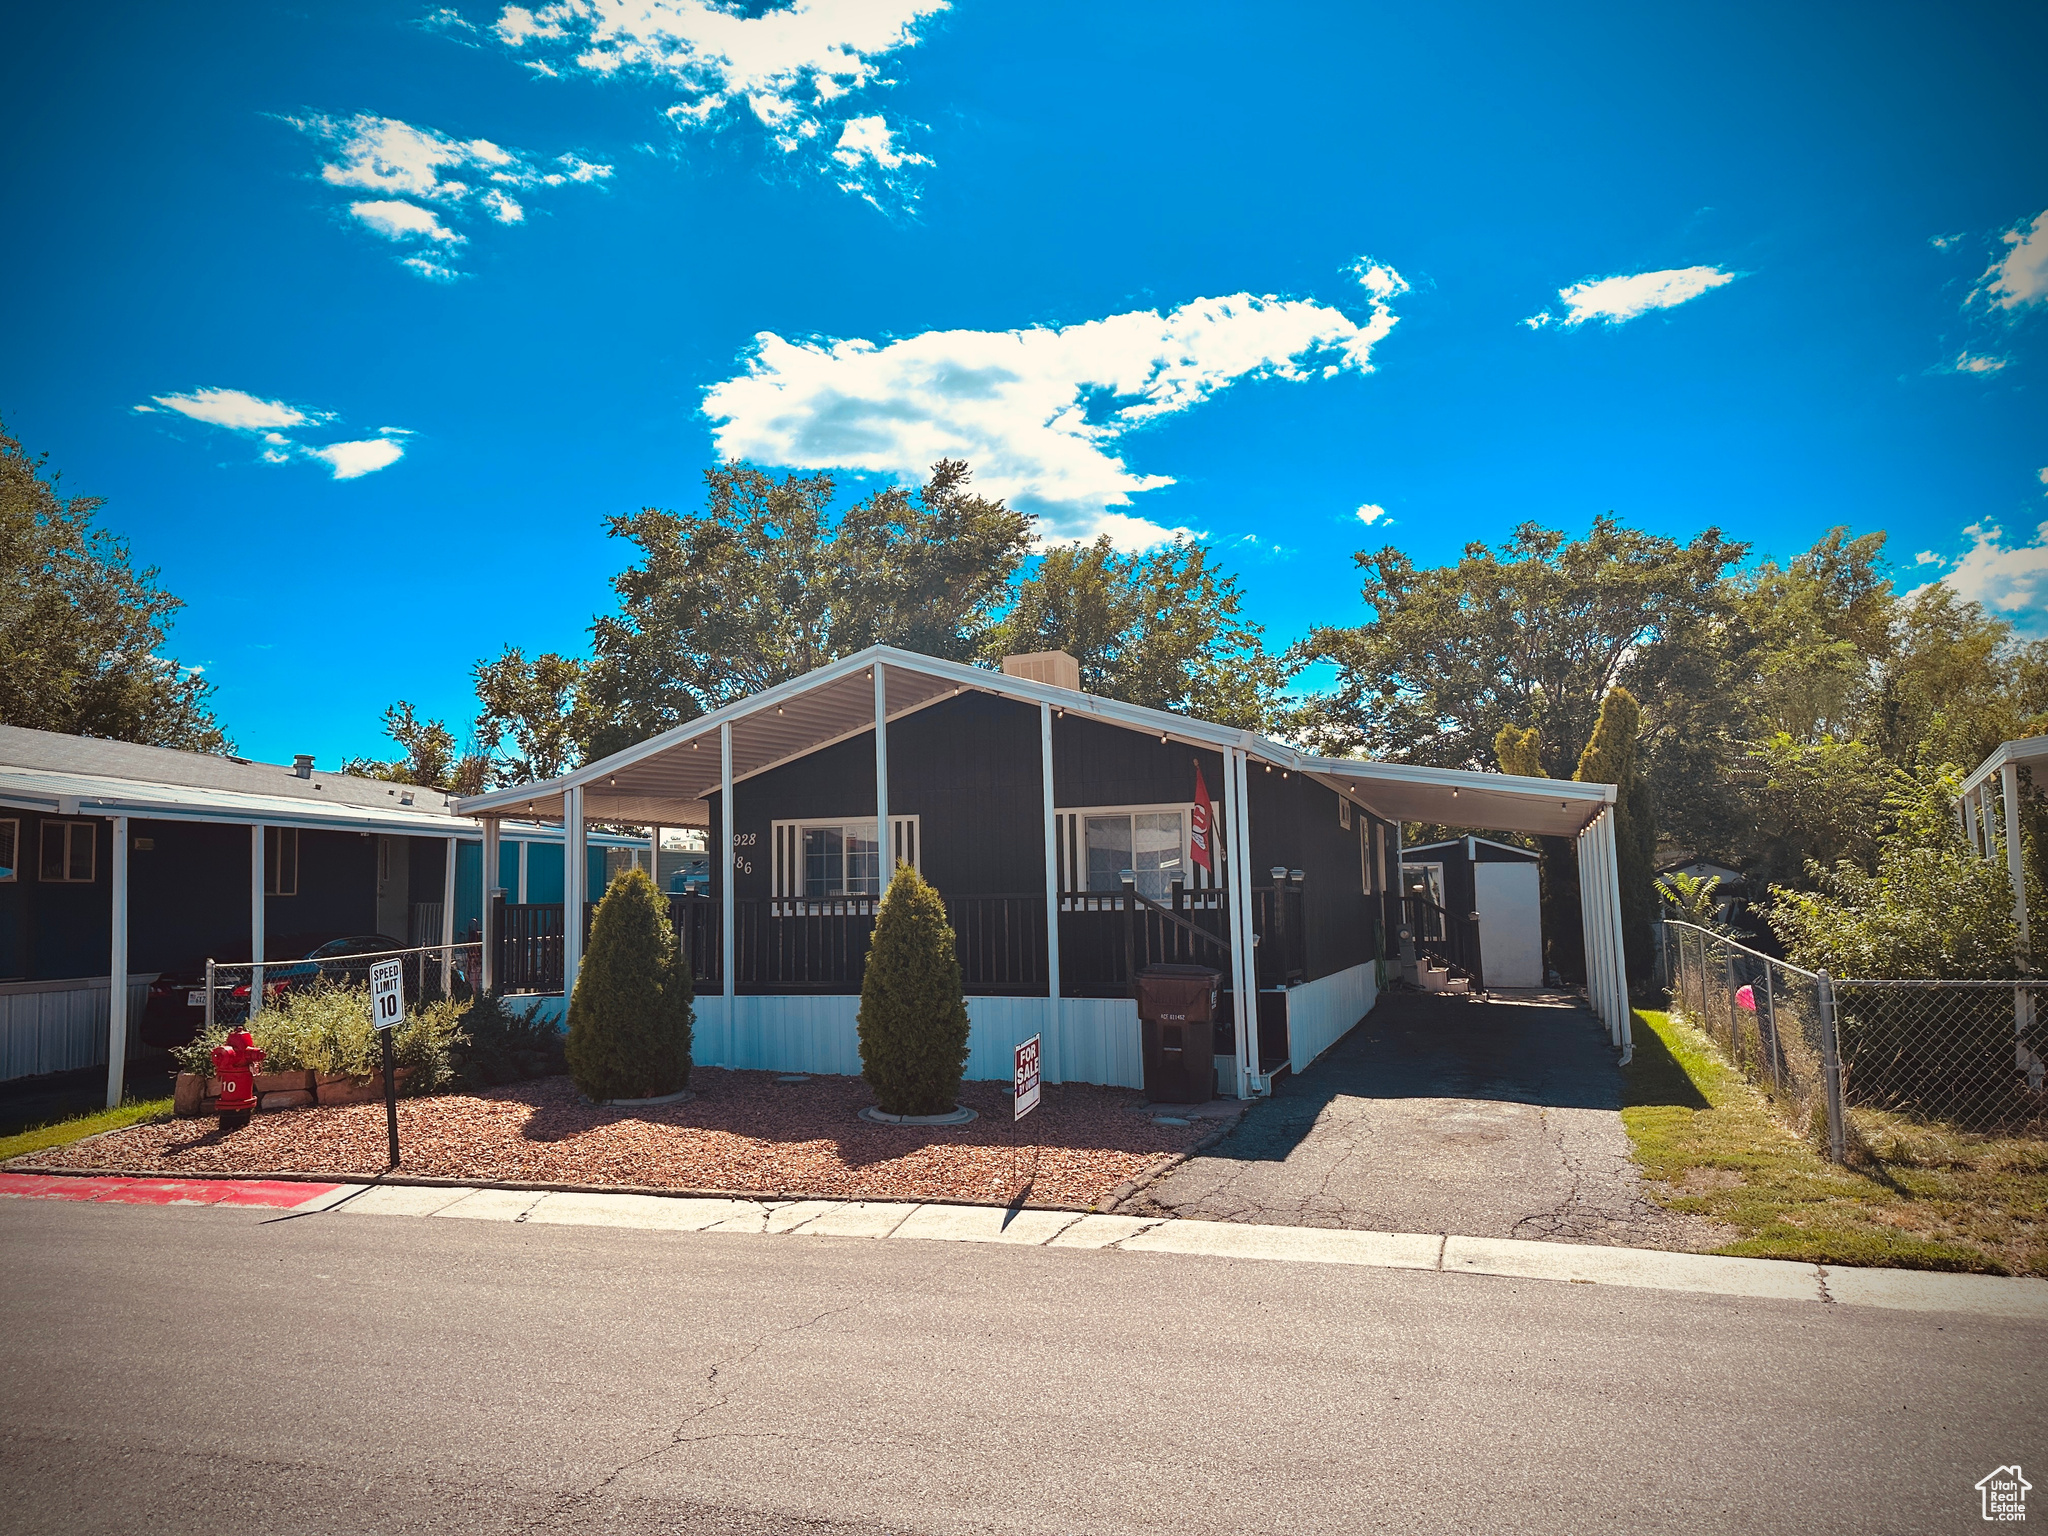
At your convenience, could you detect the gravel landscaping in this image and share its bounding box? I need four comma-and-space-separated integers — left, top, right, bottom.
17, 1070, 1213, 1209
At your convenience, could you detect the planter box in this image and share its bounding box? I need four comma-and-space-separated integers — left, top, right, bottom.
254, 1070, 315, 1095
315, 1069, 414, 1106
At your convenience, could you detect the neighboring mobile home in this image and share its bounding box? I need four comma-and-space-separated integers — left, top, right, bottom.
457, 647, 1634, 1098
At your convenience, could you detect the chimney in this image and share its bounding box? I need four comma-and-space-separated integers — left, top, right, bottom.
1001, 650, 1081, 692
293, 754, 314, 779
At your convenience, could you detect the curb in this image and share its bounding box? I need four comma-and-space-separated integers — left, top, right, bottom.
0, 1161, 1104, 1215
1099, 1105, 1246, 1212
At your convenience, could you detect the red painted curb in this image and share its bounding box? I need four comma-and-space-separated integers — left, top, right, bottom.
0, 1172, 339, 1209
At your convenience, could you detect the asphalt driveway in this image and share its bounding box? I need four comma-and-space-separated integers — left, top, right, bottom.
1131, 990, 1728, 1249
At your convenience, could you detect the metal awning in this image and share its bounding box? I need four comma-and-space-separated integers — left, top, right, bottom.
454, 645, 1616, 837
0, 767, 481, 837
1960, 735, 2048, 800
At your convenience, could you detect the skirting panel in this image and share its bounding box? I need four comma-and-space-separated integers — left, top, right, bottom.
1283, 962, 1377, 1072
529, 990, 1144, 1090
0, 974, 157, 1083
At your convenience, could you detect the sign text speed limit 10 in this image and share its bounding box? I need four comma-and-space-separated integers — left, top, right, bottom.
369, 959, 405, 1031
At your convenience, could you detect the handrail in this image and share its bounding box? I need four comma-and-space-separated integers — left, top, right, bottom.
1117, 880, 1232, 956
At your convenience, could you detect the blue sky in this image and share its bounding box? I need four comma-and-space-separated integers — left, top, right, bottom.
4, 0, 2044, 767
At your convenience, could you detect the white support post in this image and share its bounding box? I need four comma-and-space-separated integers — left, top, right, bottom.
873, 663, 891, 889
1576, 825, 1597, 1023
1233, 748, 1263, 1095
2004, 764, 2031, 967
1220, 747, 1252, 1099
1596, 811, 1632, 1057
720, 721, 736, 1061
563, 786, 586, 1001
1039, 702, 1063, 1083
650, 824, 662, 885
515, 839, 527, 905
249, 824, 266, 1020
106, 815, 129, 1109
480, 819, 501, 995
440, 835, 457, 995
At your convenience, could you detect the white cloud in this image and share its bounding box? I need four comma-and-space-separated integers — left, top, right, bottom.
139, 386, 408, 480
1931, 233, 1963, 250
1953, 350, 2008, 375
488, 0, 947, 205
1940, 519, 2048, 629
1524, 265, 1736, 329
832, 114, 927, 172
1915, 550, 1942, 566
288, 113, 611, 276
702, 265, 1408, 546
350, 199, 465, 244
1975, 210, 2048, 311
146, 388, 314, 431
305, 438, 407, 480
1356, 502, 1388, 526
2039, 466, 2048, 490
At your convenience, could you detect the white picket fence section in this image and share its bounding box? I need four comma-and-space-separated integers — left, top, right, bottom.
0, 974, 157, 1082
1281, 961, 1378, 1074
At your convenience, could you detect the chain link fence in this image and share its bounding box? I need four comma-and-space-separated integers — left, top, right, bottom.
203, 941, 481, 1028
1664, 921, 1844, 1156
1662, 920, 2046, 1154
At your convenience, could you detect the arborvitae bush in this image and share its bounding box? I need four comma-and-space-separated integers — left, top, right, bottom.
858, 866, 970, 1115
565, 866, 693, 1101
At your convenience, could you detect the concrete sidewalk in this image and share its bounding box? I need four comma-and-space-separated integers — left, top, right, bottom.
7, 1170, 2043, 1319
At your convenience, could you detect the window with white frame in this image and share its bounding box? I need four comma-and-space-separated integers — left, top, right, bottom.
1338, 795, 1353, 831
1054, 804, 1221, 901
265, 827, 299, 897
771, 817, 919, 900
0, 818, 15, 881
39, 820, 96, 883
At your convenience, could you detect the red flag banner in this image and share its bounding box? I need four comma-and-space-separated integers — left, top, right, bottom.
1189, 761, 1215, 875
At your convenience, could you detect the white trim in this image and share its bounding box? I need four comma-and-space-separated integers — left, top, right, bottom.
2002, 762, 2031, 967
720, 722, 736, 1057
249, 824, 265, 1019
480, 818, 500, 996
37, 819, 97, 883
874, 662, 891, 890
1960, 733, 2048, 799
1403, 835, 1541, 861
1040, 701, 1062, 1072
770, 816, 921, 900
1054, 801, 1220, 903
563, 786, 585, 1001
106, 814, 128, 1109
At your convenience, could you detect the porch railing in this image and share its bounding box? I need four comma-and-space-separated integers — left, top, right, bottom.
1398, 894, 1484, 992
493, 881, 1308, 999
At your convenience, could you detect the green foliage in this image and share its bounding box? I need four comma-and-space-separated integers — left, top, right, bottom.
172, 985, 463, 1091
444, 992, 570, 1091
0, 419, 227, 750
1493, 723, 1545, 779
1654, 870, 1733, 934
1574, 687, 1657, 982
582, 459, 1033, 758
474, 646, 590, 786
857, 866, 970, 1115
1765, 765, 2023, 978
0, 1098, 173, 1163
1735, 732, 1886, 889
565, 866, 694, 1100
338, 701, 488, 793
983, 535, 1293, 729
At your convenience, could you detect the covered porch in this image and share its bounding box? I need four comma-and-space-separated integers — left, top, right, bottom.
455, 646, 1632, 1098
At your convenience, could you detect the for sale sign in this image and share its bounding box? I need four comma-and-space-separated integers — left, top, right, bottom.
369, 959, 405, 1031
1013, 1034, 1041, 1121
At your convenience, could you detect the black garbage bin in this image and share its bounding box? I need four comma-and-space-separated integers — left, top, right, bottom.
1137, 963, 1220, 1103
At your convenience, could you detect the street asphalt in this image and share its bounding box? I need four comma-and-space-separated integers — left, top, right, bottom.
2, 1196, 2039, 1535
1136, 990, 1724, 1247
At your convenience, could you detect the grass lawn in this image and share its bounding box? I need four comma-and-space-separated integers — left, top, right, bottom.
1624, 1008, 2047, 1277
0, 1098, 174, 1165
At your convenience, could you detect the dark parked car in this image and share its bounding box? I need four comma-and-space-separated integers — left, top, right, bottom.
140, 933, 426, 1048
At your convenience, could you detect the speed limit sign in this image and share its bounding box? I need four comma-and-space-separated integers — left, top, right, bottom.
369, 959, 405, 1031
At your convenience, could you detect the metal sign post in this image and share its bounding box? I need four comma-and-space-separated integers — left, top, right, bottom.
369, 958, 404, 1169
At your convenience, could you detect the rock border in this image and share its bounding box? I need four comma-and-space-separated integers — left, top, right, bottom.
584, 1086, 697, 1108
857, 1103, 978, 1126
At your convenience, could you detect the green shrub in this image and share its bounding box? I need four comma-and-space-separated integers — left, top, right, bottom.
445, 992, 568, 1091
857, 866, 970, 1116
172, 985, 460, 1093
565, 866, 693, 1100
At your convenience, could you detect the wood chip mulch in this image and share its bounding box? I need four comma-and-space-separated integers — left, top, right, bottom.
24, 1071, 1214, 1208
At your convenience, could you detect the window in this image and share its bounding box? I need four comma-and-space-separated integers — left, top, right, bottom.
771, 817, 920, 901
40, 820, 97, 882
265, 827, 298, 896
1338, 796, 1353, 831
0, 819, 15, 882
1055, 805, 1219, 901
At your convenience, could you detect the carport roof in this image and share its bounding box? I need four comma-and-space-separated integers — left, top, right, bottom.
453, 646, 1615, 839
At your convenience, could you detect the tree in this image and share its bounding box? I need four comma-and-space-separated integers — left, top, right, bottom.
857, 866, 970, 1116
340, 702, 488, 793
982, 535, 1293, 728
473, 646, 590, 785
0, 419, 228, 750
565, 866, 694, 1100
1493, 723, 1545, 779
1573, 687, 1656, 984
1655, 870, 1734, 935
1765, 765, 2024, 978
1296, 516, 1744, 775
1873, 585, 2048, 773
585, 459, 1033, 757
1734, 733, 1887, 890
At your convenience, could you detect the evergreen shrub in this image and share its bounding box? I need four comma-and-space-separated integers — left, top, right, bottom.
565, 866, 694, 1100
857, 866, 970, 1115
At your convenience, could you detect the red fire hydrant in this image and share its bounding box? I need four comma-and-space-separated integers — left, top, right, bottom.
211, 1026, 265, 1131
